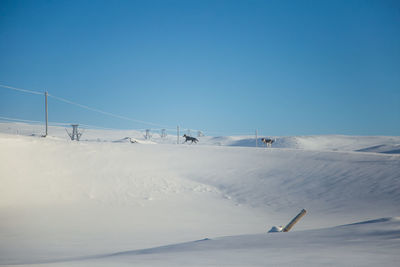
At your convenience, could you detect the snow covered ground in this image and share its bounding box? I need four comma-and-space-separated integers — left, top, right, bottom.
0, 122, 399, 266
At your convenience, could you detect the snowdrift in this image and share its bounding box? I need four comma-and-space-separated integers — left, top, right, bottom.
83, 217, 400, 267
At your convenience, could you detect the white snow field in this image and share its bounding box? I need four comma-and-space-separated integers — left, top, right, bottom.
0, 122, 400, 266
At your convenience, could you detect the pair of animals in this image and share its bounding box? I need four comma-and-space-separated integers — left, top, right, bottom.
183, 135, 275, 146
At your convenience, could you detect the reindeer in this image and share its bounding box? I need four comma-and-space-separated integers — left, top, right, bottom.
261, 138, 275, 147
183, 134, 198, 144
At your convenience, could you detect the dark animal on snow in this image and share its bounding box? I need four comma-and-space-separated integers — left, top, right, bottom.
183, 134, 198, 144
261, 138, 275, 147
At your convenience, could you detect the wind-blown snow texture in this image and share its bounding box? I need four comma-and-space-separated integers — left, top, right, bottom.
0, 122, 399, 266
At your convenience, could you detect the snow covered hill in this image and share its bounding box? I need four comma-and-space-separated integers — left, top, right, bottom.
0, 122, 399, 266
1, 122, 399, 153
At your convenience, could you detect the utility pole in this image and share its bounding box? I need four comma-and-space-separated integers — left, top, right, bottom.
66, 124, 82, 141
177, 125, 180, 144
161, 129, 167, 139
255, 129, 258, 147
145, 129, 151, 140
44, 91, 48, 137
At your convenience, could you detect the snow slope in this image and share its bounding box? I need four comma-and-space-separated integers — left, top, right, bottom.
0, 123, 399, 266
21, 217, 400, 267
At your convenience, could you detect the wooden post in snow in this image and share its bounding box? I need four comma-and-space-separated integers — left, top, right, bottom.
282, 209, 307, 232
177, 125, 180, 144
44, 91, 48, 137
255, 129, 258, 147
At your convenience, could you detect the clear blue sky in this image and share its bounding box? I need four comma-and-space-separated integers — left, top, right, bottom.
1, 0, 399, 136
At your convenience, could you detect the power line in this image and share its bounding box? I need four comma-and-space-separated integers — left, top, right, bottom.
0, 115, 85, 128
0, 115, 256, 138
0, 83, 228, 136
0, 84, 43, 95
1, 83, 173, 129
0, 115, 155, 132
0, 115, 44, 124
0, 114, 170, 132
47, 94, 171, 129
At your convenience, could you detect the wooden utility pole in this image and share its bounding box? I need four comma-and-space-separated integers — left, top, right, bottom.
177, 125, 180, 144
282, 209, 307, 232
44, 91, 48, 137
255, 129, 258, 147
145, 129, 151, 140
161, 129, 167, 139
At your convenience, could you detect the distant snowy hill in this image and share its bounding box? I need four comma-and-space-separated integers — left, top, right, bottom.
1, 122, 399, 153
0, 122, 399, 266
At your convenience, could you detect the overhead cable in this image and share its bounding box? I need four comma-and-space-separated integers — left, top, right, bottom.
0, 83, 172, 129
47, 94, 171, 129
0, 84, 43, 95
